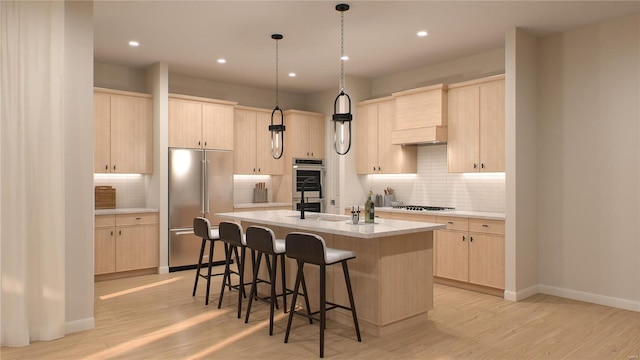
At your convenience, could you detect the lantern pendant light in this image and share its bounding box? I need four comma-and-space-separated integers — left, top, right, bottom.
333, 3, 352, 155
269, 34, 285, 159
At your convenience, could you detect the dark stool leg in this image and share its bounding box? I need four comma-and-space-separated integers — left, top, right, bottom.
218, 242, 232, 309
284, 260, 304, 344
236, 245, 246, 318
300, 269, 313, 324
269, 253, 278, 335
245, 251, 262, 324
192, 238, 206, 297
343, 261, 361, 342
320, 264, 326, 358
280, 253, 287, 313
265, 255, 278, 310
205, 239, 214, 305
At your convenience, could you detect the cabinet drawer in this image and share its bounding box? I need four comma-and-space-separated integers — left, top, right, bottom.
95, 214, 116, 228
469, 218, 504, 235
435, 216, 468, 231
389, 212, 436, 223
116, 213, 159, 226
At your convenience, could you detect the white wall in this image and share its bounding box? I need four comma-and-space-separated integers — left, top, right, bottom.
537, 14, 640, 311
64, 0, 95, 333
94, 62, 147, 93
504, 28, 540, 301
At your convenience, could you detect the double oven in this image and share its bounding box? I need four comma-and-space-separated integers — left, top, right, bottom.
292, 158, 325, 213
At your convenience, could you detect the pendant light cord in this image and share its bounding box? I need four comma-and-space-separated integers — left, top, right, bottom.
340, 10, 345, 93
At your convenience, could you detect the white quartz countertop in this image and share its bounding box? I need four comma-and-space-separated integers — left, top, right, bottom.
351, 207, 505, 221
216, 210, 445, 239
95, 208, 159, 215
234, 202, 292, 209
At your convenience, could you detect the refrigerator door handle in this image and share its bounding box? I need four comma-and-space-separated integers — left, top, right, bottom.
205, 159, 210, 214
175, 230, 195, 236
201, 158, 206, 214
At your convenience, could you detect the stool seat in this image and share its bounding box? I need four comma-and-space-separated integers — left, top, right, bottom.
218, 221, 250, 318
209, 228, 220, 240
192, 217, 223, 305
325, 248, 355, 264
274, 239, 286, 254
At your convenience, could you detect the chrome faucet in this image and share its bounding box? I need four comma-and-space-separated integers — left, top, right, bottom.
299, 176, 321, 219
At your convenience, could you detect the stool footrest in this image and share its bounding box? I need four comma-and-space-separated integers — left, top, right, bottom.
290, 301, 353, 322
197, 271, 224, 280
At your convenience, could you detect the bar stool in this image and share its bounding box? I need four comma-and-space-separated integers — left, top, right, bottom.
244, 226, 312, 336
192, 217, 221, 305
284, 232, 362, 358
217, 221, 249, 318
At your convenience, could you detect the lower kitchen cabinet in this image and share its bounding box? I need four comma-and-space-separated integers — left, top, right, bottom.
95, 212, 159, 277
434, 216, 505, 293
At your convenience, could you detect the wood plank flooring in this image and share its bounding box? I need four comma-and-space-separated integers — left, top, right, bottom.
2, 268, 639, 359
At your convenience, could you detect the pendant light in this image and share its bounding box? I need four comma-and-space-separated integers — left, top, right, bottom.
269, 34, 285, 159
332, 3, 352, 155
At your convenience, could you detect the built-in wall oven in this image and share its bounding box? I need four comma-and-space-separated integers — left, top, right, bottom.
292, 158, 325, 213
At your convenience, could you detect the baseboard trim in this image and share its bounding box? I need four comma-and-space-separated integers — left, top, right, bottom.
158, 266, 169, 274
539, 284, 640, 312
65, 317, 95, 335
504, 284, 539, 301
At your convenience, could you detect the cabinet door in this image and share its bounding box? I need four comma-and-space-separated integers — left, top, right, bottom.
434, 230, 469, 282
110, 95, 152, 173
284, 113, 308, 159
307, 114, 325, 159
479, 79, 505, 172
203, 103, 234, 150
94, 92, 111, 173
95, 227, 116, 274
169, 98, 203, 148
116, 224, 159, 272
447, 86, 480, 173
468, 233, 504, 289
256, 111, 284, 175
377, 99, 416, 174
355, 103, 378, 174
233, 109, 258, 174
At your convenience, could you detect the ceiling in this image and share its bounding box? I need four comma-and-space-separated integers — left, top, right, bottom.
94, 1, 640, 94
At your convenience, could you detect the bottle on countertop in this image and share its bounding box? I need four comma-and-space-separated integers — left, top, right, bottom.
365, 191, 375, 223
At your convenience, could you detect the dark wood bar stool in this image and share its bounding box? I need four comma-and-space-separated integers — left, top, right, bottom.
244, 226, 312, 335
284, 232, 362, 358
217, 221, 250, 318
192, 217, 221, 305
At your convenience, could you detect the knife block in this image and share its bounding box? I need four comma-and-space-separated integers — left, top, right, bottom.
253, 188, 268, 203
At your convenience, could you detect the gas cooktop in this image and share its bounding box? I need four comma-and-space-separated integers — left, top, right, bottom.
392, 205, 455, 211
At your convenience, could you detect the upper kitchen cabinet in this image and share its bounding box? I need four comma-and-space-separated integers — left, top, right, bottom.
447, 75, 505, 173
284, 110, 325, 159
94, 88, 153, 174
356, 97, 417, 174
234, 106, 284, 175
168, 94, 237, 150
391, 84, 448, 145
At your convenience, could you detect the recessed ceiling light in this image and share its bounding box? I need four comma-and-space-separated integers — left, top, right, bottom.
417, 31, 428, 37
128, 40, 139, 47
217, 58, 226, 64
288, 73, 296, 77
341, 55, 349, 61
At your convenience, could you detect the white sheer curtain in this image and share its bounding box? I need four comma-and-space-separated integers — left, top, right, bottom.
0, 1, 66, 346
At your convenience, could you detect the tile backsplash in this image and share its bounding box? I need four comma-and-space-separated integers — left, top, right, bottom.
94, 174, 146, 208
233, 175, 273, 204
359, 145, 505, 213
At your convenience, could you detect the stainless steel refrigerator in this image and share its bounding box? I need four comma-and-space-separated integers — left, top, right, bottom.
168, 148, 233, 271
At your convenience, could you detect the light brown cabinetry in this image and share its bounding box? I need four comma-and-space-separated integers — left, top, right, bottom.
434, 216, 504, 292
94, 88, 153, 174
234, 106, 284, 175
390, 84, 448, 145
356, 97, 417, 174
169, 94, 236, 150
284, 110, 325, 159
447, 75, 505, 173
95, 212, 159, 277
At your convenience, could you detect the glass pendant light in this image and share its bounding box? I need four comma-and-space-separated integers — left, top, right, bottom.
333, 3, 352, 155
269, 34, 285, 159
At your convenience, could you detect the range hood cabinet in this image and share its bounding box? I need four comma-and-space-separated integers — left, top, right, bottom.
391, 83, 448, 145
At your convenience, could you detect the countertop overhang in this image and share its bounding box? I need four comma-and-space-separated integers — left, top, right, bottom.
216, 210, 445, 239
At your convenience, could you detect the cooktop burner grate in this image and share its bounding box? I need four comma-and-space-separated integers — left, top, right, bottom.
392, 205, 455, 211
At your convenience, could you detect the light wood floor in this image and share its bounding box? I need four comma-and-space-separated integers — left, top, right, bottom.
2, 268, 639, 359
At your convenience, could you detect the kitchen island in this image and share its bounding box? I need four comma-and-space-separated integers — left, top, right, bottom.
216, 210, 445, 337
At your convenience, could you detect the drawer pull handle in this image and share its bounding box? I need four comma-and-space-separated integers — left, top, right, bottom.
447, 221, 454, 224
462, 236, 466, 241
136, 217, 142, 220
470, 236, 474, 242
482, 224, 488, 227
119, 230, 122, 236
